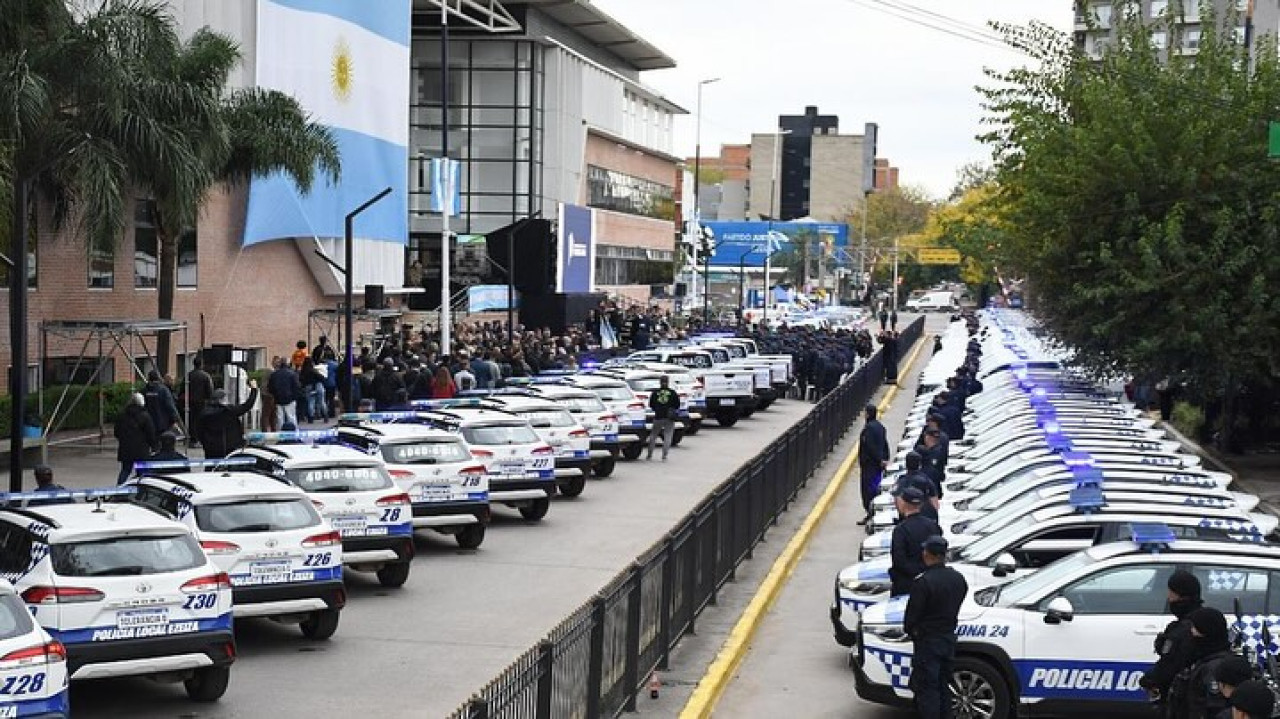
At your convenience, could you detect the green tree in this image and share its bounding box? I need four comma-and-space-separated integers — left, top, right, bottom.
981, 3, 1280, 449
137, 28, 340, 373
844, 185, 936, 286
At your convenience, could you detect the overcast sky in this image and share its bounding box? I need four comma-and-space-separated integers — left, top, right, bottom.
591, 0, 1071, 200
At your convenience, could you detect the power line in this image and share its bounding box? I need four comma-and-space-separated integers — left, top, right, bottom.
840, 0, 1016, 52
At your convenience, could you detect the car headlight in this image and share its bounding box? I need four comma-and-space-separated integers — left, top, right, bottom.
839, 579, 890, 594
866, 625, 910, 643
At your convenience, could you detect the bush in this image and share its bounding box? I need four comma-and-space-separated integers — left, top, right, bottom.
1170, 400, 1204, 441
0, 382, 138, 437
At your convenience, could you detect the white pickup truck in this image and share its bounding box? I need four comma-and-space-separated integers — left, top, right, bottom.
626, 348, 757, 427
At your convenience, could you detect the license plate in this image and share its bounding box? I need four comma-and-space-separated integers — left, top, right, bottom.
330, 515, 368, 535
118, 608, 168, 628
251, 560, 292, 576
497, 461, 525, 475
417, 485, 451, 502
547, 437, 565, 446
721, 399, 736, 406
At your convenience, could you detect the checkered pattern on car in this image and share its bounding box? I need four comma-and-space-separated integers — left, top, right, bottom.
1235, 615, 1280, 659
1183, 496, 1231, 509
1199, 519, 1265, 543
866, 647, 914, 688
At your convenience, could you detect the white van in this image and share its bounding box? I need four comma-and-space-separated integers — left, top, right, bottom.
905, 290, 957, 312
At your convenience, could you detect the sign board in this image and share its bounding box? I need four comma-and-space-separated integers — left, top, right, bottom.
917, 248, 962, 265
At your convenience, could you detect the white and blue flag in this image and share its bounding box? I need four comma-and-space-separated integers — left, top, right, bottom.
244, 0, 410, 245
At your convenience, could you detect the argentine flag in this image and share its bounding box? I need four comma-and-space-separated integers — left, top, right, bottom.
244, 0, 410, 245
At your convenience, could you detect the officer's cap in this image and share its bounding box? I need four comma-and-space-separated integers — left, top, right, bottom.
1167, 569, 1201, 599
892, 485, 925, 504
1213, 655, 1254, 687
922, 535, 948, 555
1230, 680, 1275, 716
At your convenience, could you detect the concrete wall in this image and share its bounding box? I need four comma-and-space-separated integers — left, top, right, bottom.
747, 134, 780, 221
809, 135, 865, 222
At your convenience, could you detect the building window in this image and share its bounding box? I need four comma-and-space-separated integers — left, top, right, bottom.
1185, 28, 1201, 49
586, 165, 675, 220
1152, 31, 1167, 50
43, 356, 115, 386
134, 200, 197, 289
1150, 0, 1168, 17
88, 246, 113, 289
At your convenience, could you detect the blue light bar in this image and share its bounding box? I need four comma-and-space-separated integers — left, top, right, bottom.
1046, 433, 1073, 452
1040, 419, 1062, 434
244, 430, 339, 444
1071, 467, 1105, 487
504, 377, 534, 386
0, 486, 136, 504
410, 398, 484, 409
1128, 522, 1177, 549
133, 457, 257, 473
1031, 387, 1048, 399
536, 370, 576, 377
1060, 451, 1094, 468
340, 411, 425, 422
1068, 486, 1106, 512
528, 376, 569, 385
579, 361, 600, 371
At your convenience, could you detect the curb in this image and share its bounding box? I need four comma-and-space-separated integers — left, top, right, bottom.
677, 335, 930, 719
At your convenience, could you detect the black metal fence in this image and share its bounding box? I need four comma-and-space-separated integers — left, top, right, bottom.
449, 317, 925, 719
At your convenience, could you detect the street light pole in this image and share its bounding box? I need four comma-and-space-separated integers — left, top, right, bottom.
693, 77, 720, 325
764, 128, 790, 330
858, 190, 871, 303
343, 187, 394, 412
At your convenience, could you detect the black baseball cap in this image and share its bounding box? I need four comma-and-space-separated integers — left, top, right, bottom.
922, 535, 949, 555
1213, 655, 1254, 687
1230, 679, 1275, 716
892, 485, 925, 504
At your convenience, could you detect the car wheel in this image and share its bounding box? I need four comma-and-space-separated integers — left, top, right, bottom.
741, 407, 755, 418
455, 523, 486, 549
559, 473, 586, 498
300, 608, 341, 640
685, 419, 701, 436
376, 561, 412, 588
184, 665, 230, 702
593, 457, 616, 477
950, 656, 1012, 719
715, 411, 739, 428
519, 497, 550, 521
670, 429, 685, 447
621, 443, 644, 461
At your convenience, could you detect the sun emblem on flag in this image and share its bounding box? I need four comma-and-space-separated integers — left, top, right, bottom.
332, 38, 353, 103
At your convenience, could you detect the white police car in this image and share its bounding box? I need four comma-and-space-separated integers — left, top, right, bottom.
562, 374, 669, 458
0, 489, 233, 702
126, 459, 347, 639
621, 363, 709, 432
336, 420, 489, 549
233, 432, 415, 588
854, 525, 1280, 718
0, 578, 68, 717
453, 396, 600, 497
835, 499, 1272, 647
407, 407, 558, 521
517, 384, 633, 473
595, 367, 700, 438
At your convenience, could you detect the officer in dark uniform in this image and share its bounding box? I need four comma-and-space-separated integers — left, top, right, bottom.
917, 429, 947, 492
1140, 570, 1205, 708
893, 451, 939, 520
889, 485, 942, 597
905, 535, 968, 719
858, 404, 890, 524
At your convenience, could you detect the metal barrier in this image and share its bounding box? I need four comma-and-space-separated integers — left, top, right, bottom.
450, 318, 925, 719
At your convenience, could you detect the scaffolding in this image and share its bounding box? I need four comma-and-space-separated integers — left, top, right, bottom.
37, 319, 190, 457
307, 307, 403, 360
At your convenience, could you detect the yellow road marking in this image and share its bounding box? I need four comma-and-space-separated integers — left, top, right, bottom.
678, 335, 930, 718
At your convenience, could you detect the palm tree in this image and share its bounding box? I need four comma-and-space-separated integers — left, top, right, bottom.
134, 27, 340, 372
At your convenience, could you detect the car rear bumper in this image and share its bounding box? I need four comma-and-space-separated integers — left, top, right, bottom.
342, 535, 413, 566
411, 500, 488, 528
706, 396, 757, 411
64, 629, 235, 680
233, 578, 346, 617
489, 478, 555, 502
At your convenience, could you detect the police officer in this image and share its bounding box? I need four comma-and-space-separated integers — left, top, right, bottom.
1227, 680, 1275, 719
894, 452, 939, 520
1141, 570, 1205, 708
905, 535, 968, 719
917, 429, 947, 492
889, 485, 942, 597
1212, 656, 1256, 719
858, 404, 889, 524
1169, 607, 1233, 719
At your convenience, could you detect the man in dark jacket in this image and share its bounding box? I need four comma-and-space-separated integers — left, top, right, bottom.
267, 358, 302, 427
150, 432, 188, 462
888, 485, 942, 597
198, 382, 259, 459
186, 357, 215, 446
371, 358, 406, 411
143, 370, 180, 435
1169, 607, 1233, 719
905, 535, 968, 719
1141, 570, 1205, 707
115, 393, 157, 484
893, 452, 940, 520
857, 404, 889, 523
646, 376, 681, 462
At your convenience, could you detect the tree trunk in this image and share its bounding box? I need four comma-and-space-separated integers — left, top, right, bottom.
155, 223, 177, 378
1217, 374, 1240, 454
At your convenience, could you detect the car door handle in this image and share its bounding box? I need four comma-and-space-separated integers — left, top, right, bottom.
1134, 627, 1161, 636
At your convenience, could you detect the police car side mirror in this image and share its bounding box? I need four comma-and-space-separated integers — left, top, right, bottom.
1044, 596, 1074, 624
993, 553, 1017, 578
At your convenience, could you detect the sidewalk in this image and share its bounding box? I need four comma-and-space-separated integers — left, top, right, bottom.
707, 313, 948, 717
1161, 422, 1280, 524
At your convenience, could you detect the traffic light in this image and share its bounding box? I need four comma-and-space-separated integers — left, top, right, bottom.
699, 225, 716, 257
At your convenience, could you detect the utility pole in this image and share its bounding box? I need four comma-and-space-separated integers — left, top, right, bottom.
693, 78, 720, 323
858, 190, 870, 304
439, 6, 453, 355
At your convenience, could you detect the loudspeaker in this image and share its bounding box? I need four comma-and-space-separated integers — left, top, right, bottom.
674, 282, 687, 298
365, 284, 386, 310
519, 292, 606, 334
486, 219, 555, 296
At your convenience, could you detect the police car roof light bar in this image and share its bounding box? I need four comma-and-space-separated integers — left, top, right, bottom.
0, 486, 136, 506
1071, 466, 1105, 487
339, 411, 430, 423
1127, 522, 1177, 551
1060, 451, 1094, 468
244, 429, 340, 444
133, 457, 258, 474
1068, 485, 1106, 512
410, 398, 485, 410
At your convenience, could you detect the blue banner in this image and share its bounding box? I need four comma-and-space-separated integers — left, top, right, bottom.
703, 221, 849, 268
468, 284, 517, 312
559, 204, 594, 292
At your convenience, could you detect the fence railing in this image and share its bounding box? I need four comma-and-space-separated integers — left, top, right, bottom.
449, 317, 925, 719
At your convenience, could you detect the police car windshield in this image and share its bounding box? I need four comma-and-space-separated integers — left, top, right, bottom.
960, 515, 1037, 561
592, 387, 635, 401
554, 396, 608, 413
519, 410, 575, 428
196, 499, 321, 533
286, 465, 393, 492
382, 440, 470, 465
462, 423, 541, 445
52, 534, 205, 577
0, 595, 34, 640
987, 551, 1098, 606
